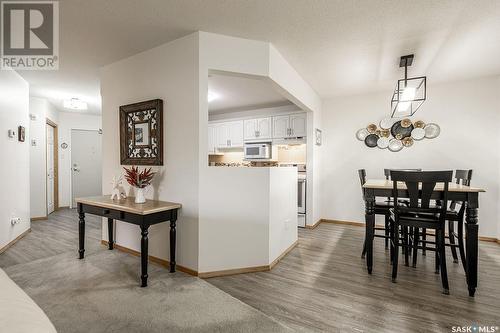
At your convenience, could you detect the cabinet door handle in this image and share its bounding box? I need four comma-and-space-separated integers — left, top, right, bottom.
291, 128, 294, 136
228, 139, 231, 147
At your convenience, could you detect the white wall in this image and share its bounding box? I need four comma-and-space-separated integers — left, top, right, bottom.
58, 111, 101, 207
100, 33, 200, 271
29, 97, 59, 218
0, 70, 30, 250
321, 76, 500, 238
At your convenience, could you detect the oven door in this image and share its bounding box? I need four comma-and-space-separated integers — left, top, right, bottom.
298, 179, 306, 214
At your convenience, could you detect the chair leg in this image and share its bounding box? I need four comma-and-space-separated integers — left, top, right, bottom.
361, 239, 366, 259
384, 214, 389, 249
448, 220, 459, 263
457, 221, 467, 273
404, 226, 410, 267
435, 233, 440, 274
412, 227, 419, 268
389, 219, 394, 265
422, 228, 427, 256
392, 223, 399, 283
438, 229, 450, 294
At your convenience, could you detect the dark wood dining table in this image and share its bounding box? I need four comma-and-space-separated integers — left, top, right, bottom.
362, 179, 486, 296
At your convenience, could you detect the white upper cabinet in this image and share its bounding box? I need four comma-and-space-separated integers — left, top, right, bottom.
273, 113, 307, 139
290, 113, 307, 137
257, 117, 272, 139
215, 120, 244, 148
208, 124, 217, 154
272, 115, 290, 139
243, 119, 258, 140
229, 121, 244, 147
244, 117, 272, 141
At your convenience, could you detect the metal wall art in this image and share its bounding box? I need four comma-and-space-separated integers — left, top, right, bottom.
356, 116, 440, 152
120, 99, 163, 165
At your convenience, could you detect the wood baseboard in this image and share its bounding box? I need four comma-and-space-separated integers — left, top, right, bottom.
100, 240, 198, 276
269, 240, 298, 269
31, 216, 48, 222
0, 228, 31, 254
319, 219, 500, 244
199, 240, 299, 279
305, 219, 321, 229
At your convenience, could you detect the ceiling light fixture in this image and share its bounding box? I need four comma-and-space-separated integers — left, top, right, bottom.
63, 98, 88, 110
390, 54, 426, 118
207, 91, 219, 103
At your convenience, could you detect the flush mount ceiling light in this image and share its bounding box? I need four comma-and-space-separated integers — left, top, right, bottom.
390, 54, 426, 118
63, 98, 88, 110
207, 91, 219, 103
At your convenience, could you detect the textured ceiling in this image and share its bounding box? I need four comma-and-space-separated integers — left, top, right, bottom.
17, 0, 500, 113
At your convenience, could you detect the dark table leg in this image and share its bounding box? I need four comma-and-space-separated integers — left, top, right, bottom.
465, 193, 479, 297
78, 203, 85, 259
140, 224, 149, 287
364, 189, 375, 274
107, 218, 114, 250
170, 210, 178, 273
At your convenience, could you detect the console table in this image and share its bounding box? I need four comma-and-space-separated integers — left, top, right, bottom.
76, 196, 181, 287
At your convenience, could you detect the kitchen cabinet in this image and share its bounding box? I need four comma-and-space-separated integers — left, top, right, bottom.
208, 124, 217, 154
215, 120, 243, 148
243, 117, 272, 141
272, 113, 307, 139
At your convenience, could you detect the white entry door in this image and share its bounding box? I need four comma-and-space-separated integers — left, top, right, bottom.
46, 124, 55, 214
71, 130, 102, 207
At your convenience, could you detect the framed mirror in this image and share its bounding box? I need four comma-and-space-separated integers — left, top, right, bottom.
120, 99, 163, 165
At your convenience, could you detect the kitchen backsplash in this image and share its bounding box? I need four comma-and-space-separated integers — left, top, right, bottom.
209, 144, 306, 165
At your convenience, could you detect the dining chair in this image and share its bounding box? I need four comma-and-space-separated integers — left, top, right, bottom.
358, 169, 392, 258
389, 170, 453, 294
420, 170, 472, 269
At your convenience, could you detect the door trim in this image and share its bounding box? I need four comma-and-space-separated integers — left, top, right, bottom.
46, 118, 58, 213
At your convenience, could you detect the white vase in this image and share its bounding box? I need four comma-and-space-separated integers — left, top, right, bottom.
135, 187, 146, 204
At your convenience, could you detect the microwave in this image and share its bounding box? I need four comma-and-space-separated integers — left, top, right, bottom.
244, 142, 272, 160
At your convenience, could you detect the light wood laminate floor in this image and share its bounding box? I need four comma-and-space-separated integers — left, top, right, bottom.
208, 223, 500, 332
2, 210, 500, 332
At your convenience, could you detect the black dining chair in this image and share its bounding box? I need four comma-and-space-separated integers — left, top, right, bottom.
420, 170, 472, 269
389, 170, 453, 294
358, 169, 392, 258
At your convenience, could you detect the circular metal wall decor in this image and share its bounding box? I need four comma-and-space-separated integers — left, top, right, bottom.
411, 127, 425, 140
364, 134, 379, 148
391, 121, 414, 139
357, 118, 440, 152
424, 123, 440, 139
367, 124, 378, 133
388, 139, 404, 152
377, 137, 390, 149
356, 128, 369, 141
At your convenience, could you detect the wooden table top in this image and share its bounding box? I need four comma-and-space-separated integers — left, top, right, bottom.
363, 179, 486, 193
75, 196, 182, 215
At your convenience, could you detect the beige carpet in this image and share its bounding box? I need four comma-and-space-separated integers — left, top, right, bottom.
4, 249, 292, 333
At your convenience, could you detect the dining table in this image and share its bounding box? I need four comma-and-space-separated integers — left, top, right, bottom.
362, 179, 486, 297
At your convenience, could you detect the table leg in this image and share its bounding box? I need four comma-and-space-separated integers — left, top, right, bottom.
170, 210, 178, 273
140, 224, 149, 287
465, 195, 479, 297
107, 218, 114, 250
78, 203, 85, 259
364, 189, 375, 274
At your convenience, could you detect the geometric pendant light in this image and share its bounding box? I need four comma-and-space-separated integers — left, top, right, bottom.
390, 54, 426, 118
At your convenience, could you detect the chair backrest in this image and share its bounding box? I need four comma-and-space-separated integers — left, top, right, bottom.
384, 168, 422, 180
390, 170, 453, 219
450, 169, 473, 211
358, 169, 366, 200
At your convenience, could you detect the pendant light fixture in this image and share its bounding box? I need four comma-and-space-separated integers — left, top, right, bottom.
390, 54, 426, 118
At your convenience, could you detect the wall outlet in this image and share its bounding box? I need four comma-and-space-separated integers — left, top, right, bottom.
11, 217, 21, 226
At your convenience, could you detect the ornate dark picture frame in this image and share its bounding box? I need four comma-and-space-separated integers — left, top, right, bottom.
120, 99, 163, 165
